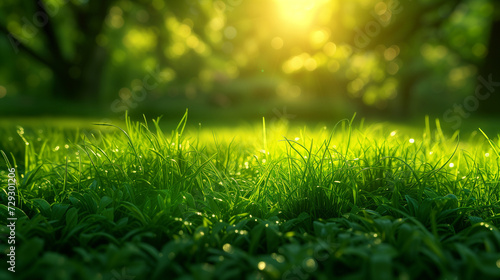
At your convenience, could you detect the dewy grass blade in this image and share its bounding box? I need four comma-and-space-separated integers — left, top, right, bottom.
3, 114, 500, 279
479, 128, 500, 158
94, 113, 143, 174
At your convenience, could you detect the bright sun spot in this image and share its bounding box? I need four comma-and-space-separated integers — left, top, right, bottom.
275, 0, 327, 27
409, 139, 414, 143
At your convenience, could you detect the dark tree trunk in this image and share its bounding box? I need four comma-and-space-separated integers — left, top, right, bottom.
2, 0, 115, 103
78, 46, 107, 102
478, 16, 500, 115
51, 45, 107, 102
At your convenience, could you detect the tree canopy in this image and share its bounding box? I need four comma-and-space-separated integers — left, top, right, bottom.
0, 0, 497, 117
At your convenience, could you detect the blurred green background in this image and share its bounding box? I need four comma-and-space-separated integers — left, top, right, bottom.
0, 0, 499, 130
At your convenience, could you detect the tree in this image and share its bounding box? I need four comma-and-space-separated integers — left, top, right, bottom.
478, 1, 500, 114
1, 0, 116, 101
0, 0, 218, 102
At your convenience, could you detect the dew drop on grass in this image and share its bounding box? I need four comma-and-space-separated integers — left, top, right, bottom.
65, 144, 69, 149
258, 261, 266, 270
409, 139, 415, 144
390, 131, 397, 137
429, 151, 433, 155
449, 163, 454, 168
485, 153, 490, 157
295, 137, 300, 141
54, 146, 60, 151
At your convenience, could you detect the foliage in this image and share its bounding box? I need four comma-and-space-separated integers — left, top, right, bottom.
0, 0, 497, 115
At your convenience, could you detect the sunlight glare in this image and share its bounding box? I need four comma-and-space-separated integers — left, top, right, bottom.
275, 0, 327, 28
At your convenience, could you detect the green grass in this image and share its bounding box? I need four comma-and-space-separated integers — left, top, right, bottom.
1, 112, 500, 280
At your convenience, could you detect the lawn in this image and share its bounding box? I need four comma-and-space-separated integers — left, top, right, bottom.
1, 112, 500, 280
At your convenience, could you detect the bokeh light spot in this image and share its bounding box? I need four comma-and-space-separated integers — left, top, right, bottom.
472, 43, 487, 58
384, 46, 399, 61
310, 29, 328, 47
375, 2, 388, 16
387, 62, 399, 75
304, 58, 318, 71
271, 37, 284, 50
323, 42, 337, 56
0, 86, 6, 98
224, 26, 237, 39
